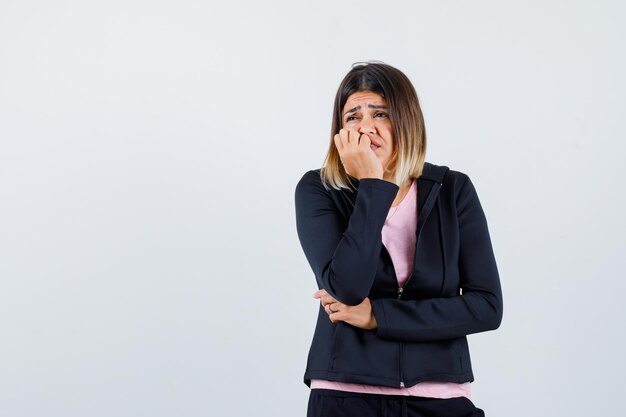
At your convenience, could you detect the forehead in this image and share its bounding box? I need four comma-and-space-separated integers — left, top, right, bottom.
343, 91, 387, 109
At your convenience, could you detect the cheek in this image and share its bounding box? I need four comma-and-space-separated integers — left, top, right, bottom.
380, 123, 393, 137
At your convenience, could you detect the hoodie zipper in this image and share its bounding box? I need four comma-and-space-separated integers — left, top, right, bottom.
341, 176, 445, 388
397, 270, 412, 388
396, 181, 443, 388
397, 271, 413, 299
396, 181, 443, 302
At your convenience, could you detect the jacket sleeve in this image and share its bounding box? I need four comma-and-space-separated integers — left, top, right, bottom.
295, 170, 399, 306
370, 174, 503, 342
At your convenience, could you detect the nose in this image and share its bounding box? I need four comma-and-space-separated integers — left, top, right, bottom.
358, 117, 376, 135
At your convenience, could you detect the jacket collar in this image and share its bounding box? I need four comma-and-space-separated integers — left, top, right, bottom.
417, 161, 445, 182
416, 162, 449, 212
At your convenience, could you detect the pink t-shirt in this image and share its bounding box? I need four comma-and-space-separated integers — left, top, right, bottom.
310, 178, 471, 399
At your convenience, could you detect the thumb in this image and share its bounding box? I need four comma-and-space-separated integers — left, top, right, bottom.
360, 134, 377, 154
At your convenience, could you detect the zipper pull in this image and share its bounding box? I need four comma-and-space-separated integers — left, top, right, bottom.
397, 287, 403, 299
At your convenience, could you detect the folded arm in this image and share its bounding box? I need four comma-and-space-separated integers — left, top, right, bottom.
371, 174, 503, 342
295, 170, 399, 306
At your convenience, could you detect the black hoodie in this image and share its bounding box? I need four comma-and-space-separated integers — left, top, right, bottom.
294, 161, 503, 388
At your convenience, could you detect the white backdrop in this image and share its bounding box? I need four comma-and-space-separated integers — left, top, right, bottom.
1, 1, 624, 416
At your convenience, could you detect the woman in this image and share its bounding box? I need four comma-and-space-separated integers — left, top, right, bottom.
294, 62, 503, 417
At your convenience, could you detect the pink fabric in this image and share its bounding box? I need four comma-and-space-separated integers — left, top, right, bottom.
309, 379, 471, 399
311, 178, 472, 399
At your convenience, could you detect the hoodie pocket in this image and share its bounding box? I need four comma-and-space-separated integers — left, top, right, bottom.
331, 322, 398, 380
329, 323, 340, 370
403, 338, 462, 381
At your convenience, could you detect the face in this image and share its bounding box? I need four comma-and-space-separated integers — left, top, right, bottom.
341, 90, 394, 170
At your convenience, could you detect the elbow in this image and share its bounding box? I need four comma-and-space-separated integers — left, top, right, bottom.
485, 298, 503, 331
487, 310, 503, 331
467, 291, 503, 332
330, 286, 368, 306
470, 292, 503, 332
323, 266, 371, 306
342, 294, 368, 307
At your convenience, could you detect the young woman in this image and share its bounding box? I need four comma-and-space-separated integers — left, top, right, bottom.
294, 62, 503, 417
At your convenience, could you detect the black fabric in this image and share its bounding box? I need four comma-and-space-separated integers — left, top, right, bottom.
294, 162, 503, 388
307, 389, 485, 417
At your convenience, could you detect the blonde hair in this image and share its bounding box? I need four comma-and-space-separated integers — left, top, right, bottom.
321, 61, 427, 191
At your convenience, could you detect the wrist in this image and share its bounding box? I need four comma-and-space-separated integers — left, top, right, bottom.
368, 314, 378, 330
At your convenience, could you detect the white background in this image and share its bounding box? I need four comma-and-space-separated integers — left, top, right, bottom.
1, 1, 624, 416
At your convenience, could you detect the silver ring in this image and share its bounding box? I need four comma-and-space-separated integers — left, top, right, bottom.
328, 304, 334, 314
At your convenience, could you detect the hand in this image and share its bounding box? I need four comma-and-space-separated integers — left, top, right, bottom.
333, 128, 383, 180
313, 289, 377, 330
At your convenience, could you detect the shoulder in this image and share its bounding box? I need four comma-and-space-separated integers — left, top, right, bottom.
422, 161, 470, 189
298, 168, 322, 183
446, 168, 471, 190
295, 168, 324, 192
294, 168, 331, 203
423, 162, 480, 209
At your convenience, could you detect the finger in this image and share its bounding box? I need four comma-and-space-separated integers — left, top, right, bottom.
333, 133, 343, 153
320, 293, 337, 306
314, 289, 329, 299
330, 308, 347, 323
324, 302, 334, 315
339, 128, 350, 143
348, 129, 360, 148
325, 303, 333, 315
360, 133, 371, 148
328, 302, 341, 314
320, 294, 331, 307
328, 309, 340, 323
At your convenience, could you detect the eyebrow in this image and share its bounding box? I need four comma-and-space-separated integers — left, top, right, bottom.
343, 104, 389, 116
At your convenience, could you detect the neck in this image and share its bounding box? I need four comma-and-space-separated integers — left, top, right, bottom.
383, 173, 412, 189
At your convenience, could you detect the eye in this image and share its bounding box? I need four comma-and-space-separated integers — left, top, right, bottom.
345, 115, 358, 122
375, 112, 389, 118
